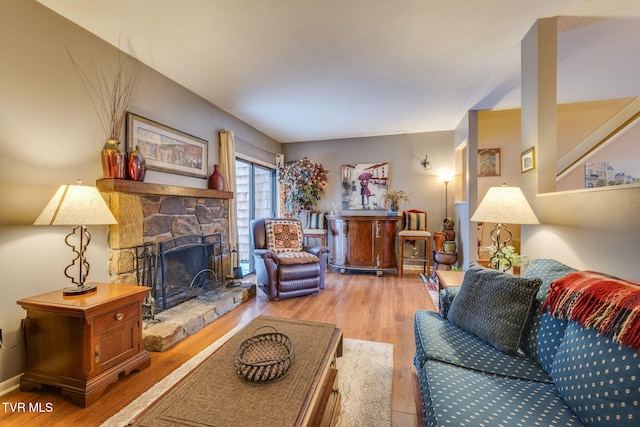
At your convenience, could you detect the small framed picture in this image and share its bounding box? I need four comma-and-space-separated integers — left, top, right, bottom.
478, 148, 501, 177
521, 147, 535, 172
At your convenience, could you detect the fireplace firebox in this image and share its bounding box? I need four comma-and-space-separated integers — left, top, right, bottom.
135, 234, 223, 318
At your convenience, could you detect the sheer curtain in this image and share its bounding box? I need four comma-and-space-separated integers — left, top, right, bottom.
219, 129, 238, 256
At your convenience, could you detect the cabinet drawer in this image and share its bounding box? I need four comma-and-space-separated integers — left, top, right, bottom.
95, 303, 139, 333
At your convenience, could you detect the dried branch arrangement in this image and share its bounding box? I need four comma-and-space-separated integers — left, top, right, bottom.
68, 47, 138, 141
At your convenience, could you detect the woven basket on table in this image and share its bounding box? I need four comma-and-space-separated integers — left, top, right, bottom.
235, 325, 294, 382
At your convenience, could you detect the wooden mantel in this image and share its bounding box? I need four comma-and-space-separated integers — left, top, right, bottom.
96, 179, 234, 199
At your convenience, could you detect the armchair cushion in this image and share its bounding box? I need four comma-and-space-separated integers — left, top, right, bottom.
265, 219, 303, 253
277, 251, 320, 265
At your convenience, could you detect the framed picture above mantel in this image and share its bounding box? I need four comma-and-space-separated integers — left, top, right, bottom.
126, 113, 208, 178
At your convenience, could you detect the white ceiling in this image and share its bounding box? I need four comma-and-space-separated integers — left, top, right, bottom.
37, 0, 640, 143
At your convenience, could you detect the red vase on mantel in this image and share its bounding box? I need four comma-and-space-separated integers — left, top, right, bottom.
101, 139, 126, 179
208, 164, 225, 190
128, 145, 146, 182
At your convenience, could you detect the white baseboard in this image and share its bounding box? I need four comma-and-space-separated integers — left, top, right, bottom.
0, 374, 21, 397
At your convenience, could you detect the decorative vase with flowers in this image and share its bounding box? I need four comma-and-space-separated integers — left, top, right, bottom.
68, 48, 139, 179
278, 157, 329, 218
380, 189, 410, 213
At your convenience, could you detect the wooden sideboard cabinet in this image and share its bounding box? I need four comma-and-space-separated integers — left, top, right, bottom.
17, 283, 151, 407
327, 215, 402, 275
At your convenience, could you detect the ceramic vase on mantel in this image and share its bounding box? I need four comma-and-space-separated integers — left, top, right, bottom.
101, 139, 126, 179
127, 145, 146, 181
208, 164, 225, 190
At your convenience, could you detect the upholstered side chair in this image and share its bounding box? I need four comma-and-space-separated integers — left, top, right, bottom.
250, 218, 330, 301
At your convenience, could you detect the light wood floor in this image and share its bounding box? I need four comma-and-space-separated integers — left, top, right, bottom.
0, 271, 435, 427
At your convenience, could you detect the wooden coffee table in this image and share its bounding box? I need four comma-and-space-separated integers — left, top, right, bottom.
298, 324, 343, 426
132, 316, 343, 427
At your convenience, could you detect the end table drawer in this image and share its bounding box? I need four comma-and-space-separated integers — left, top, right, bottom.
95, 303, 139, 333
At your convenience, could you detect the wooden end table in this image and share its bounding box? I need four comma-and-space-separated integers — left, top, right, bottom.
435, 269, 465, 290
17, 283, 151, 407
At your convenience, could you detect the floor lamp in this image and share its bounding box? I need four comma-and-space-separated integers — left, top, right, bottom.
470, 184, 539, 271
439, 170, 454, 218
34, 181, 117, 295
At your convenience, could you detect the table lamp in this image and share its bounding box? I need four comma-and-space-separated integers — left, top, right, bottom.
470, 184, 539, 271
34, 181, 117, 295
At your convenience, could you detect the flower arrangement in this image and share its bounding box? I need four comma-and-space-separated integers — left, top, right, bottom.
380, 189, 410, 211
278, 157, 329, 217
486, 244, 526, 271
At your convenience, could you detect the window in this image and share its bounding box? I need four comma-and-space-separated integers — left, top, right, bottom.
235, 159, 276, 276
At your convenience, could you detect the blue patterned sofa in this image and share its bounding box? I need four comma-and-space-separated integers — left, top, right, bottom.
413, 259, 640, 426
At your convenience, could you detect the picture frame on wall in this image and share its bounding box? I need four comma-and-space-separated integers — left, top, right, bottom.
478, 148, 501, 177
126, 112, 208, 178
521, 147, 535, 172
340, 162, 389, 210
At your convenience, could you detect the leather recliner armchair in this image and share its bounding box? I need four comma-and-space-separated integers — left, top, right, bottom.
250, 218, 330, 301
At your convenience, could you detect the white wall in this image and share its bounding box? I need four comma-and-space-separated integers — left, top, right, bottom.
0, 0, 280, 386
520, 18, 640, 282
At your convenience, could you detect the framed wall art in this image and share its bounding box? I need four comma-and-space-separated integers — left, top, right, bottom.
521, 147, 535, 172
126, 112, 208, 178
478, 148, 501, 177
340, 162, 389, 210
585, 160, 640, 188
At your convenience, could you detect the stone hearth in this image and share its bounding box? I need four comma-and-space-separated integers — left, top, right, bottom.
142, 283, 256, 351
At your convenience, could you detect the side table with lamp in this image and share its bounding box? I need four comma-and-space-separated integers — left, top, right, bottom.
18, 181, 151, 406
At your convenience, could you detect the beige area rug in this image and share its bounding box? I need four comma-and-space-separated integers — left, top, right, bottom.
101, 320, 393, 427
335, 338, 393, 427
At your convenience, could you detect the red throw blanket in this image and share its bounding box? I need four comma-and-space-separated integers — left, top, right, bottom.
542, 271, 640, 351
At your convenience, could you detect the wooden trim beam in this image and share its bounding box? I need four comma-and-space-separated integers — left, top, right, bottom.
96, 179, 233, 199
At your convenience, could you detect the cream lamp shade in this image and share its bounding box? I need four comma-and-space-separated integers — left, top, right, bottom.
34, 184, 117, 226
471, 185, 539, 225
34, 182, 116, 295
470, 185, 538, 272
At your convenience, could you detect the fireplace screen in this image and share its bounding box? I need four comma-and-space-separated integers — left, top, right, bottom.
135, 234, 223, 317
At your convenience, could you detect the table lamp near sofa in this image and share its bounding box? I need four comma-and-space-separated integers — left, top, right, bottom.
470, 184, 539, 272
34, 181, 117, 295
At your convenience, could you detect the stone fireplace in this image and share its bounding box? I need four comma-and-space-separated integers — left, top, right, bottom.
97, 179, 255, 351
97, 179, 233, 289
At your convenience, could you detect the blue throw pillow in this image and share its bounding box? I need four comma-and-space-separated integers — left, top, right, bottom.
550, 321, 640, 427
447, 263, 542, 354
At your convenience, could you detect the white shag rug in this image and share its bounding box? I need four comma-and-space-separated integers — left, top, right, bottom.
336, 338, 394, 427
101, 328, 393, 427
